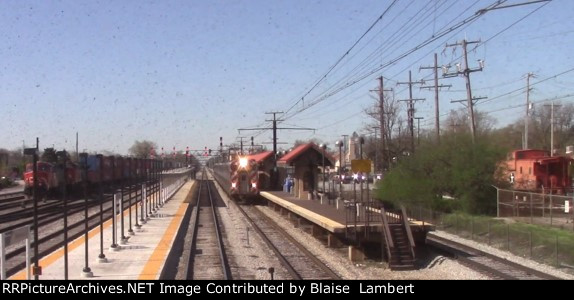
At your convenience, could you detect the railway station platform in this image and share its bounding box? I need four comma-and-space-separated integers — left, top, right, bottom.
260, 191, 433, 261
9, 180, 195, 280
260, 191, 432, 233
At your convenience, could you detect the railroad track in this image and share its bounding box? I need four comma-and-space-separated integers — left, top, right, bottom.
0, 192, 26, 208
185, 171, 231, 280
0, 181, 160, 233
427, 233, 561, 280
233, 202, 340, 280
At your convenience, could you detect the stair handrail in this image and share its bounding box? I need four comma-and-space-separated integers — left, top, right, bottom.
400, 205, 416, 260
380, 205, 394, 260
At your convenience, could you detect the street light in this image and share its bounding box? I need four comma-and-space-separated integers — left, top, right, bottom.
23, 138, 39, 280
79, 152, 93, 277
335, 140, 343, 199
319, 144, 327, 194
56, 150, 69, 279
372, 127, 380, 173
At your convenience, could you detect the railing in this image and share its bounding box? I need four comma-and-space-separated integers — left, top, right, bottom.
380, 205, 394, 262
401, 205, 416, 261
495, 187, 574, 227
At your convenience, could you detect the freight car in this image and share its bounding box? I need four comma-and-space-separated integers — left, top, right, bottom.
504, 149, 573, 194
23, 152, 159, 198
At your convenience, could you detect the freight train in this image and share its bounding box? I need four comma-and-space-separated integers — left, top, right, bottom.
23, 153, 164, 198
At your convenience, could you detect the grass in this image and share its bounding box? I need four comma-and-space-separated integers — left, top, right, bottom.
425, 210, 574, 269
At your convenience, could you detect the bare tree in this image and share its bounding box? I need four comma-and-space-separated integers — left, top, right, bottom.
128, 140, 157, 158
364, 92, 401, 169
443, 108, 496, 136
528, 102, 574, 152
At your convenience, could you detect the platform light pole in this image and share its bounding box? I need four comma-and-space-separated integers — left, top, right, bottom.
56, 150, 69, 279
79, 153, 93, 277
335, 140, 343, 199
372, 126, 379, 173
127, 158, 134, 236
24, 138, 40, 280
320, 144, 327, 193
97, 154, 107, 263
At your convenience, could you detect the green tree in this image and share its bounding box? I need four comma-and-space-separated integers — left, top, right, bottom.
128, 140, 157, 159
376, 133, 507, 215
41, 148, 58, 163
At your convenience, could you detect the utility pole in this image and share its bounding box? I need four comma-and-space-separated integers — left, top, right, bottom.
372, 126, 379, 173
420, 53, 451, 144
524, 72, 535, 149
415, 117, 424, 145
76, 132, 79, 162
342, 134, 349, 168
544, 102, 561, 156
551, 102, 554, 156
370, 77, 393, 170
397, 70, 425, 154
237, 137, 247, 155
238, 111, 314, 189
443, 39, 485, 144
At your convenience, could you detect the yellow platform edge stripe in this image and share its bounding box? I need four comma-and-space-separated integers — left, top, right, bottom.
138, 181, 194, 279
10, 180, 194, 280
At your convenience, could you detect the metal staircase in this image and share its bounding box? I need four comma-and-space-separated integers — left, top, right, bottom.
380, 206, 416, 270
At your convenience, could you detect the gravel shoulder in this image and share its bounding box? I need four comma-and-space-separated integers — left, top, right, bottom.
256, 204, 489, 280
430, 230, 574, 280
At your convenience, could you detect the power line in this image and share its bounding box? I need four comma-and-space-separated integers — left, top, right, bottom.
478, 66, 574, 105
282, 0, 399, 117
280, 1, 505, 122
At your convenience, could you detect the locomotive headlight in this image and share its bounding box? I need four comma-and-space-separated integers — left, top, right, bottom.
231, 182, 237, 188
252, 182, 257, 188
239, 157, 248, 168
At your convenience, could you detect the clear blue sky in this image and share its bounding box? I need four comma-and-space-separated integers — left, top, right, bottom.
1, 0, 572, 155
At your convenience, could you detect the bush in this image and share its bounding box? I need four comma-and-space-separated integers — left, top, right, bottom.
376, 133, 507, 215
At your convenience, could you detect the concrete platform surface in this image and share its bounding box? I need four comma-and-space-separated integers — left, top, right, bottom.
10, 180, 194, 280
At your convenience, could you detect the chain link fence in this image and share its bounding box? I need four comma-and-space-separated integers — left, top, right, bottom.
405, 205, 574, 273
496, 188, 574, 229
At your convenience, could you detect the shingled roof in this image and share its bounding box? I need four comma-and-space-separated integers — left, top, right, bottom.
246, 151, 273, 163
277, 142, 335, 166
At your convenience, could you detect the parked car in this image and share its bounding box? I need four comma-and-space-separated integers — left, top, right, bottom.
330, 174, 352, 184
